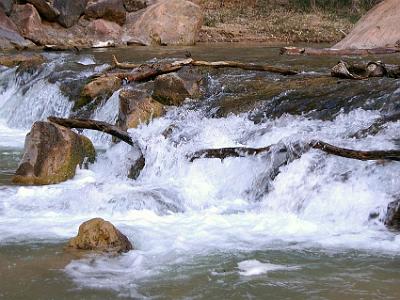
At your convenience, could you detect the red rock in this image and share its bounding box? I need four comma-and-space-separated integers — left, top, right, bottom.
85, 0, 126, 26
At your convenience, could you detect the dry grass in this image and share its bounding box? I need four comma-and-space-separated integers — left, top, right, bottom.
198, 0, 360, 44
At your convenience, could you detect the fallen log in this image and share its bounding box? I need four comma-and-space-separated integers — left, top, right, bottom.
189, 140, 400, 162
280, 46, 400, 56
48, 116, 134, 146
111, 56, 298, 78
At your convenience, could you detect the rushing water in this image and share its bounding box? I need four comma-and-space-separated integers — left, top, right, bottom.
1, 45, 400, 299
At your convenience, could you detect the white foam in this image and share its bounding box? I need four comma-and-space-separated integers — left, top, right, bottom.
238, 260, 297, 276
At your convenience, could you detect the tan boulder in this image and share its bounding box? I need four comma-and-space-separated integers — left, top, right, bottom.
125, 0, 203, 45
12, 121, 96, 185
0, 53, 46, 68
117, 89, 165, 130
152, 72, 200, 106
67, 218, 133, 253
333, 0, 400, 49
81, 76, 122, 100
87, 19, 122, 43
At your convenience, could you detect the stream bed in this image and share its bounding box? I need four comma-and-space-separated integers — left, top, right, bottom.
0, 45, 400, 299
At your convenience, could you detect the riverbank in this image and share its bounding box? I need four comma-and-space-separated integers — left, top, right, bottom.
198, 1, 371, 44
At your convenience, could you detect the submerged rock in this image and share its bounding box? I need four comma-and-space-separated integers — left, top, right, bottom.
152, 72, 200, 106
384, 199, 400, 230
12, 121, 96, 185
125, 0, 203, 45
67, 218, 133, 253
85, 0, 126, 26
117, 88, 164, 130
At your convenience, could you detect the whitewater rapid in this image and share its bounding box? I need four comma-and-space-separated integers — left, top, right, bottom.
1, 51, 400, 297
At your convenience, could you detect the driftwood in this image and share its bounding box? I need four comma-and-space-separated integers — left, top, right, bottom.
280, 46, 400, 56
48, 116, 134, 146
189, 140, 400, 162
331, 61, 400, 80
110, 56, 298, 80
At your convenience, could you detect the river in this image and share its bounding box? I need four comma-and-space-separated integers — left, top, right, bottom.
0, 45, 400, 299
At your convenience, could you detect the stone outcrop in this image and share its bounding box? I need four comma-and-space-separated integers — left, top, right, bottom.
27, 0, 60, 21
10, 4, 43, 43
333, 0, 400, 49
87, 18, 122, 43
81, 76, 122, 101
85, 0, 126, 26
152, 72, 201, 106
0, 10, 33, 50
125, 0, 203, 45
12, 121, 96, 185
54, 0, 88, 28
117, 88, 164, 130
0, 0, 13, 16
67, 218, 133, 253
123, 0, 146, 12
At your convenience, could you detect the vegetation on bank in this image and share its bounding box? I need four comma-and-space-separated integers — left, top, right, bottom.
199, 0, 382, 43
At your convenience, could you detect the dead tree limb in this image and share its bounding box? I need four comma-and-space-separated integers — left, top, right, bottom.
189, 140, 400, 162
280, 46, 400, 56
48, 116, 134, 146
112, 55, 139, 69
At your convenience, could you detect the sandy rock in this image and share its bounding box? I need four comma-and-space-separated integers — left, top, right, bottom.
0, 53, 45, 67
125, 0, 203, 45
27, 0, 60, 21
67, 218, 133, 253
54, 0, 88, 28
10, 4, 43, 41
152, 72, 200, 106
12, 121, 96, 185
0, 0, 13, 16
333, 0, 400, 49
123, 0, 146, 12
85, 0, 126, 26
117, 88, 165, 130
81, 75, 122, 100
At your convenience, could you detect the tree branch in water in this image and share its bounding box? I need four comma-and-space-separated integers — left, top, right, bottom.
48, 116, 134, 146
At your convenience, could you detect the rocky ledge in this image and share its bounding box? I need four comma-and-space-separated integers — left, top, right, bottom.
0, 0, 203, 50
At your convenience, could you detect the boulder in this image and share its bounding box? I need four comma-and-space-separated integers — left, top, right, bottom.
85, 0, 126, 26
0, 0, 13, 16
67, 218, 133, 253
12, 121, 96, 185
152, 72, 200, 106
0, 10, 34, 50
27, 0, 60, 21
0, 53, 45, 67
117, 88, 164, 130
53, 0, 88, 28
384, 199, 400, 230
123, 0, 146, 12
81, 75, 122, 101
10, 4, 43, 40
333, 0, 400, 49
125, 0, 203, 45
87, 18, 122, 43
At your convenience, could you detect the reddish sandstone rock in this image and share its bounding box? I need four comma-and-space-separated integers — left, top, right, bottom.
87, 18, 122, 42
67, 218, 133, 253
123, 0, 146, 12
10, 4, 43, 41
81, 76, 122, 100
0, 10, 33, 50
27, 0, 60, 21
125, 0, 203, 46
54, 0, 88, 28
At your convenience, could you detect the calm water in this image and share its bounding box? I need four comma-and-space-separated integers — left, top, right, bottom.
0, 44, 400, 299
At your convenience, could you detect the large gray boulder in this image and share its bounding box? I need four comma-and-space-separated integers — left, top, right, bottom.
53, 0, 88, 28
